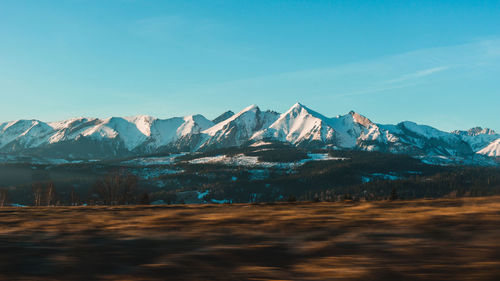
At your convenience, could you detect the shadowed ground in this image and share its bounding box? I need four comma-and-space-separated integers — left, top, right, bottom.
1, 197, 500, 280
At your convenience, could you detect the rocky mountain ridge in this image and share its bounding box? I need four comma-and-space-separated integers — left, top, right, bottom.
1, 103, 498, 162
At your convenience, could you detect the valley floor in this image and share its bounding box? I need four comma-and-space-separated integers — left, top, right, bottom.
1, 197, 500, 280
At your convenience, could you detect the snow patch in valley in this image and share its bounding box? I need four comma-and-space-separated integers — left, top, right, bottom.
211, 198, 232, 204
122, 153, 187, 166
9, 203, 27, 207
188, 154, 268, 167
197, 190, 209, 200
306, 153, 347, 161
131, 167, 184, 179
187, 152, 347, 168
250, 141, 274, 147
362, 173, 402, 183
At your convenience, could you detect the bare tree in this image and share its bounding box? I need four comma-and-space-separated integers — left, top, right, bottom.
46, 182, 56, 206
139, 192, 150, 205
93, 170, 138, 205
69, 187, 79, 206
0, 188, 9, 207
32, 184, 44, 207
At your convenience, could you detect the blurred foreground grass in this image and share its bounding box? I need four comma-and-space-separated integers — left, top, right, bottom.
1, 197, 500, 280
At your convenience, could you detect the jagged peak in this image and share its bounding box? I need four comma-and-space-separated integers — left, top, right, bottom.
212, 110, 235, 124
123, 115, 156, 124
289, 102, 314, 112
1, 119, 47, 132
242, 104, 260, 112
348, 111, 374, 128
183, 114, 202, 121
1, 104, 499, 161
266, 103, 332, 135
283, 102, 324, 118
203, 104, 262, 135
182, 114, 214, 129
452, 127, 497, 136
478, 138, 500, 157
223, 105, 260, 121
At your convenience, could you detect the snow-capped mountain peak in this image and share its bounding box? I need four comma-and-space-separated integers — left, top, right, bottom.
204, 104, 261, 136
123, 115, 156, 137
212, 110, 235, 124
348, 111, 374, 128
451, 127, 500, 154
199, 105, 279, 149
0, 120, 54, 149
452, 127, 497, 137
254, 102, 336, 146
0, 103, 498, 160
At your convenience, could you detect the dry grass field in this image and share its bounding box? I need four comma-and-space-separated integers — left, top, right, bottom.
1, 197, 500, 280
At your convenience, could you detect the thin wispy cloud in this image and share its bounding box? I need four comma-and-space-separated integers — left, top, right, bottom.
384, 66, 450, 84
180, 38, 499, 101
331, 82, 422, 99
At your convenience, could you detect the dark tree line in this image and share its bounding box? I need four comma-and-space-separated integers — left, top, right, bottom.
90, 170, 138, 205
0, 170, 149, 207
1, 149, 500, 206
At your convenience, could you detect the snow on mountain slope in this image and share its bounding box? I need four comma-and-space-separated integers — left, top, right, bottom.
74, 114, 214, 151
0, 103, 498, 162
453, 127, 497, 137
0, 120, 54, 149
389, 121, 456, 141
251, 103, 476, 157
452, 127, 500, 152
123, 115, 155, 136
77, 117, 150, 150
384, 123, 499, 157
199, 105, 279, 149
253, 103, 337, 146
49, 117, 90, 130
181, 115, 214, 136
212, 110, 235, 124
204, 105, 259, 136
378, 121, 473, 156
0, 114, 214, 154
148, 115, 214, 148
329, 111, 383, 147
477, 138, 500, 157
47, 118, 100, 143
253, 103, 387, 148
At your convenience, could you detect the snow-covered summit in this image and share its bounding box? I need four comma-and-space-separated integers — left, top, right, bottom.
452, 127, 497, 137
199, 104, 279, 149
253, 102, 337, 146
0, 119, 54, 149
0, 113, 214, 154
449, 127, 499, 155
0, 103, 498, 160
212, 110, 235, 124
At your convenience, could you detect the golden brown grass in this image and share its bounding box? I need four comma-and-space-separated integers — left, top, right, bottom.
1, 197, 500, 280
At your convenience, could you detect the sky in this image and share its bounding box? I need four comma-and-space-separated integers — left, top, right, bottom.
0, 0, 499, 132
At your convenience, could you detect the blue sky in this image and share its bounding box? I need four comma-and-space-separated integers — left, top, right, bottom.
0, 0, 499, 131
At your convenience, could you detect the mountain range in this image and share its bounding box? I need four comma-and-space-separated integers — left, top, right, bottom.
0, 103, 498, 162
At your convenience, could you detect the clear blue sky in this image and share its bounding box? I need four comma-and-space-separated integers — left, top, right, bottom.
1, 0, 499, 131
